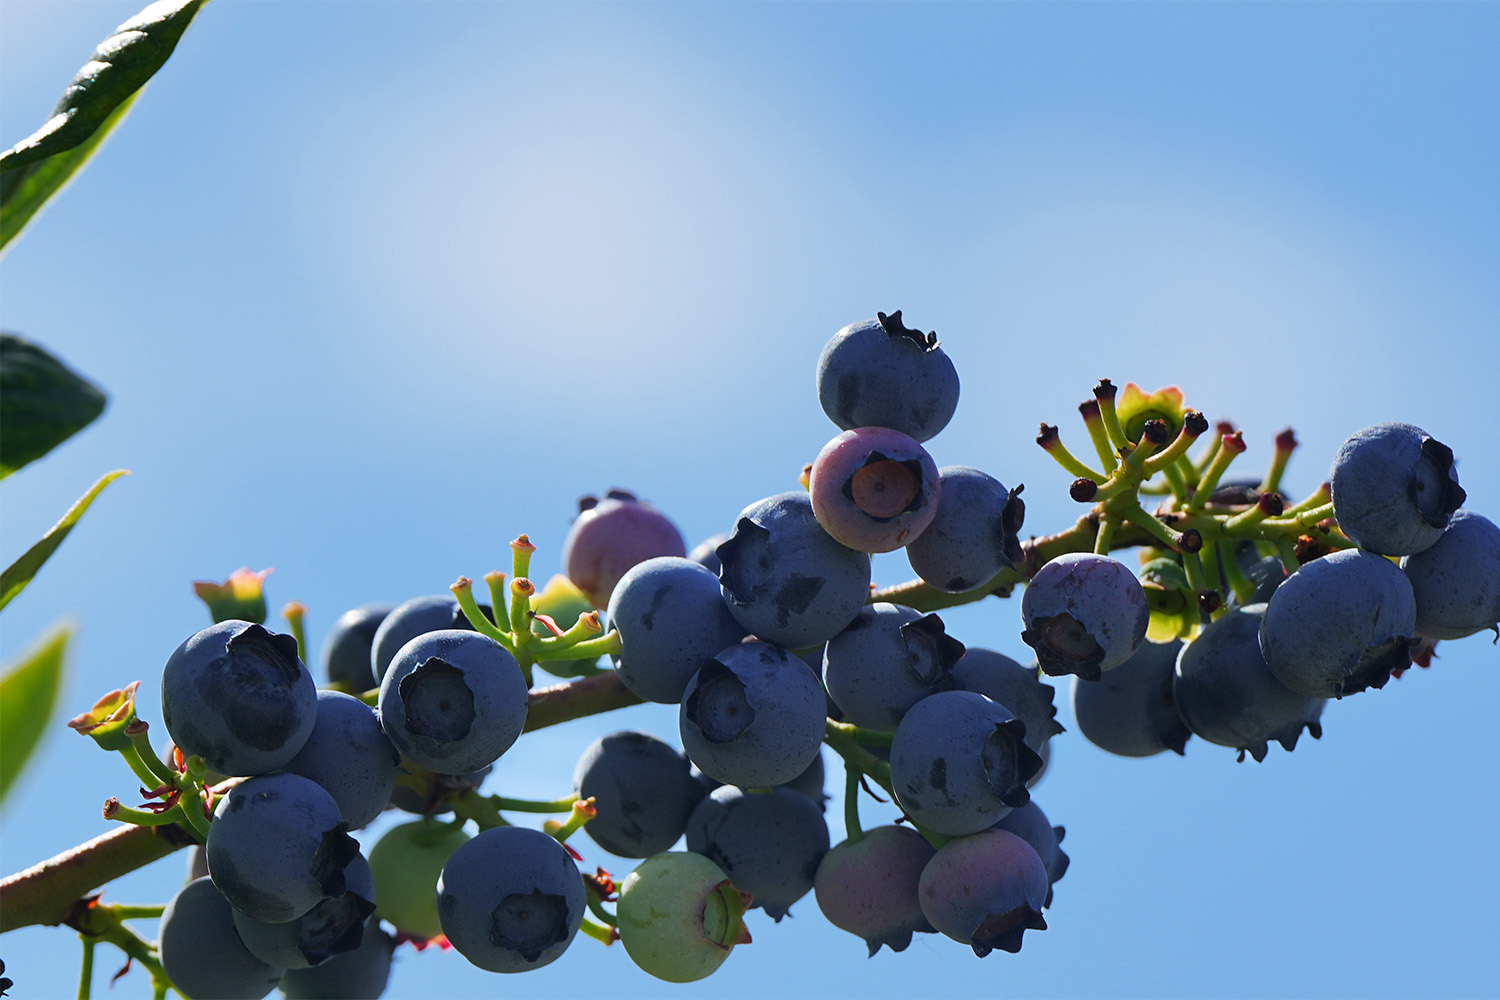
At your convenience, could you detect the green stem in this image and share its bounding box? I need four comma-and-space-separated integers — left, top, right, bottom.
1037, 425, 1104, 480
1219, 541, 1257, 605
1080, 406, 1119, 474
822, 720, 893, 795
578, 915, 617, 945
510, 535, 536, 583
78, 935, 95, 1000
532, 612, 605, 657
489, 794, 580, 814
103, 800, 186, 828
125, 728, 177, 787
115, 744, 171, 793
1188, 434, 1243, 509
825, 720, 895, 747
1118, 503, 1183, 550
544, 630, 621, 662
1093, 515, 1118, 555
449, 577, 516, 652
843, 763, 864, 842
546, 799, 596, 843
1160, 461, 1190, 505
1095, 386, 1129, 453
585, 887, 618, 928
483, 571, 508, 624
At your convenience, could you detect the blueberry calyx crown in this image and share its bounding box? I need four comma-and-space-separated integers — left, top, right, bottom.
876, 310, 939, 351
1415, 436, 1467, 527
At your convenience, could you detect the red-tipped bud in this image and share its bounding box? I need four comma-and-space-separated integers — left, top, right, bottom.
1222, 431, 1247, 454
1037, 424, 1060, 447
1078, 398, 1101, 420
511, 534, 536, 555
1093, 379, 1117, 401
1275, 428, 1298, 453
1215, 420, 1236, 437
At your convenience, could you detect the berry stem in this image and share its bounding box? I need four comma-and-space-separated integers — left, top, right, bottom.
842, 763, 864, 843
544, 798, 597, 843
483, 571, 507, 623
1079, 401, 1119, 474
124, 726, 176, 788
1187, 431, 1245, 509
77, 933, 94, 1000
1143, 412, 1207, 475
449, 577, 517, 654
487, 793, 582, 814
1262, 428, 1297, 494
577, 915, 618, 946
538, 629, 621, 663
1037, 424, 1104, 481
532, 611, 605, 658
510, 534, 536, 583
1094, 380, 1130, 453
1218, 543, 1258, 606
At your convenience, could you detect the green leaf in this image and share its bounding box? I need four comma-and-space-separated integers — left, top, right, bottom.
0, 621, 71, 804
0, 334, 108, 479
0, 469, 128, 611
0, 91, 141, 250
0, 0, 208, 251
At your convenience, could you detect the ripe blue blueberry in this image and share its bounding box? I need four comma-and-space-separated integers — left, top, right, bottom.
159, 877, 284, 1000
377, 630, 529, 775
574, 730, 706, 858
282, 690, 400, 829
815, 311, 960, 443
1329, 422, 1466, 556
950, 647, 1064, 755
320, 602, 395, 691
889, 690, 1042, 836
370, 594, 491, 685
161, 620, 317, 777
716, 491, 871, 649
1021, 553, 1149, 681
1174, 604, 1324, 762
1400, 510, 1500, 640
607, 556, 748, 704
685, 784, 831, 921
206, 772, 360, 924
232, 853, 376, 969
904, 466, 1025, 593
1070, 638, 1190, 757
1259, 548, 1416, 698
437, 826, 586, 973
680, 641, 827, 788
822, 603, 965, 730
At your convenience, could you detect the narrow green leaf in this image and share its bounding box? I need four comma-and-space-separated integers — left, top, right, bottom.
0, 91, 140, 251
0, 334, 108, 479
0, 0, 207, 251
0, 469, 129, 611
0, 621, 71, 804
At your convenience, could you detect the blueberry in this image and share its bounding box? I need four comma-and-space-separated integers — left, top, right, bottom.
1020, 553, 1149, 681
161, 620, 317, 777
1259, 548, 1416, 698
813, 825, 936, 955
574, 730, 706, 858
904, 466, 1025, 593
808, 426, 942, 552
1400, 510, 1500, 640
616, 852, 751, 983
437, 826, 585, 973
680, 641, 827, 789
282, 690, 400, 829
369, 594, 492, 685
377, 630, 529, 775
206, 773, 360, 924
685, 784, 831, 921
918, 829, 1048, 956
889, 690, 1042, 837
822, 603, 965, 730
1175, 605, 1324, 762
1329, 422, 1466, 556
949, 647, 1064, 755
1070, 638, 1191, 757
159, 877, 284, 1000
992, 801, 1069, 908
562, 490, 687, 610
319, 602, 395, 691
607, 556, 748, 704
277, 918, 395, 1000
716, 491, 871, 649
815, 311, 960, 443
232, 853, 376, 969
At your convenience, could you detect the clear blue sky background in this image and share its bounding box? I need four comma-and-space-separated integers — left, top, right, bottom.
3, 2, 1497, 998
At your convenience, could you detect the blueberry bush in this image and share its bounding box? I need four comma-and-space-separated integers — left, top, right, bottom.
2, 4, 1497, 999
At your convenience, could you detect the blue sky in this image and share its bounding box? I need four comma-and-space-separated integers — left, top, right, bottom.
2, 2, 1497, 998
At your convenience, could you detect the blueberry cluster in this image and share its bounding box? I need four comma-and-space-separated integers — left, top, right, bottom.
73, 314, 1499, 997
